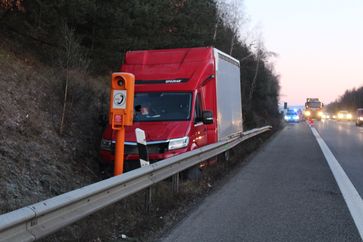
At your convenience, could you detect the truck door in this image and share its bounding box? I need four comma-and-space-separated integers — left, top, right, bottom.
191, 93, 208, 148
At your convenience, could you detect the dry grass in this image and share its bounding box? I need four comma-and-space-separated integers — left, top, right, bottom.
0, 44, 108, 214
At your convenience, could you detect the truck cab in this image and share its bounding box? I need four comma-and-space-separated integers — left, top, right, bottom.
304, 98, 323, 120
99, 47, 242, 171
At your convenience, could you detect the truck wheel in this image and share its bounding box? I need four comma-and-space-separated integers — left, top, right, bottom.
99, 162, 107, 173
184, 165, 202, 181
98, 162, 113, 178
224, 150, 231, 161
218, 150, 234, 162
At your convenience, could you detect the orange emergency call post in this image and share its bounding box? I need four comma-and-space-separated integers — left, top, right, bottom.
109, 72, 135, 175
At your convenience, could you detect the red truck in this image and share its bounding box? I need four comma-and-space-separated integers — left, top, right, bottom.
99, 47, 243, 171
304, 98, 323, 120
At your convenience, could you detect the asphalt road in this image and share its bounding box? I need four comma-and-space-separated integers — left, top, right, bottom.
158, 122, 361, 242
315, 119, 363, 197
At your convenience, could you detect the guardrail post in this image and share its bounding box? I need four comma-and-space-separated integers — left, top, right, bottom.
172, 173, 180, 194
144, 187, 152, 212
136, 128, 153, 212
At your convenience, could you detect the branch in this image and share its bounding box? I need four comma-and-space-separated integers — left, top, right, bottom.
248, 51, 261, 101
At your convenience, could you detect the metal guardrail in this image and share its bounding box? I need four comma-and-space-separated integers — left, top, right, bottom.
0, 126, 271, 242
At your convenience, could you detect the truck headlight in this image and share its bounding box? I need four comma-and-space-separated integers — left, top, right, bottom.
318, 111, 323, 116
304, 111, 311, 116
168, 137, 189, 150
347, 114, 352, 119
338, 113, 344, 119
359, 117, 363, 121
100, 139, 112, 151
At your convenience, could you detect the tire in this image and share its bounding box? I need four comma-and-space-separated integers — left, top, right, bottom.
218, 149, 234, 163
184, 165, 202, 181
98, 162, 108, 173
98, 162, 113, 178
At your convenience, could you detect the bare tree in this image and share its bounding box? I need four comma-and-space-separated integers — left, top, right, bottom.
248, 41, 278, 102
248, 49, 261, 101
216, 0, 245, 55
213, 0, 228, 43
58, 24, 89, 135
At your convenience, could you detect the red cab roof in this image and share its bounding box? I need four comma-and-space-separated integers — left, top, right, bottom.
121, 47, 215, 92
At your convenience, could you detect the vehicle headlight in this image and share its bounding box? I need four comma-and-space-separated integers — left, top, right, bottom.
333, 115, 336, 119
304, 111, 311, 116
284, 115, 289, 120
100, 139, 112, 151
318, 111, 323, 116
168, 137, 189, 150
293, 115, 299, 120
359, 117, 363, 121
347, 114, 352, 119
338, 113, 344, 119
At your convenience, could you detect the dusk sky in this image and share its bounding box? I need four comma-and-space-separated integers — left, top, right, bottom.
243, 0, 363, 106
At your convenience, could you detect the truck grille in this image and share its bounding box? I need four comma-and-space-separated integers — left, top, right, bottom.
112, 141, 169, 155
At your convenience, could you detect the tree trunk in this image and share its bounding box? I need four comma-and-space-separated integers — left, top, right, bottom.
59, 69, 69, 135
212, 21, 218, 43
229, 34, 234, 55
248, 54, 260, 101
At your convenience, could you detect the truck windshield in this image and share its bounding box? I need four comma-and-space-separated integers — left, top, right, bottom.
306, 102, 321, 108
134, 92, 192, 121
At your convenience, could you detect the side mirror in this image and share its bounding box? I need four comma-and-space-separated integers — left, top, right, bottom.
202, 111, 213, 124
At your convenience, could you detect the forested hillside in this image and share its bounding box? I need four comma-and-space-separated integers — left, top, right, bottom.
1, 0, 280, 128
327, 87, 363, 113
1, 0, 281, 240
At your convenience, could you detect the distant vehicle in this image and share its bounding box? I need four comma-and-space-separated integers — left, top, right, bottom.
284, 109, 300, 122
356, 108, 363, 126
322, 113, 331, 119
336, 110, 353, 121
100, 47, 243, 171
304, 98, 323, 120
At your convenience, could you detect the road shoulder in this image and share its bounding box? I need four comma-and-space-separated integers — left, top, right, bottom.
159, 122, 361, 242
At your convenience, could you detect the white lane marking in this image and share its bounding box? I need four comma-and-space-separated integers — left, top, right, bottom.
311, 127, 363, 239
